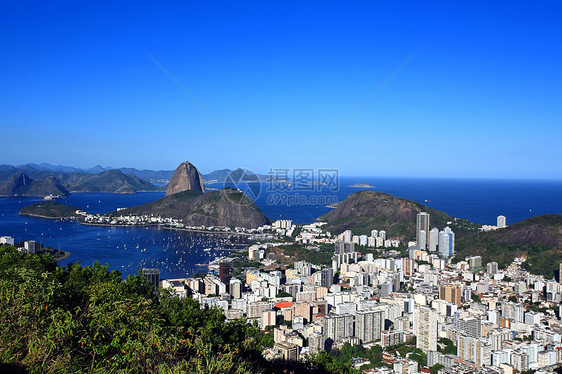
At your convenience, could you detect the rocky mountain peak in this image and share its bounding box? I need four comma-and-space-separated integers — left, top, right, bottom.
165, 161, 205, 196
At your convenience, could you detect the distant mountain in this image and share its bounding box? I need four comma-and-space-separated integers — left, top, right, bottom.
88, 165, 107, 174
318, 190, 478, 239
0, 173, 69, 197
114, 188, 270, 228
64, 170, 157, 194
202, 168, 273, 183
166, 161, 205, 196
0, 165, 158, 195
202, 169, 234, 183
25, 163, 89, 174
454, 214, 562, 277
2, 163, 285, 186
117, 168, 174, 182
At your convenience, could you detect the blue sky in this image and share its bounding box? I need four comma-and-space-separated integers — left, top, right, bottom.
1, 1, 561, 178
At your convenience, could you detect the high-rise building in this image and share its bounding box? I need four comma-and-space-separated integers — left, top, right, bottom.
438, 227, 455, 257
416, 306, 437, 352
320, 268, 334, 288
142, 268, 160, 289
308, 332, 324, 354
355, 309, 383, 343
418, 230, 427, 250
467, 256, 482, 269
439, 284, 462, 307
487, 262, 499, 275
457, 335, 492, 368
24, 240, 36, 254
416, 212, 430, 250
497, 215, 507, 228
381, 282, 392, 298
501, 301, 525, 323
359, 235, 368, 246
229, 278, 242, 299
428, 228, 439, 252
511, 351, 530, 372
324, 314, 354, 342
342, 230, 352, 243
334, 241, 355, 254
456, 315, 482, 338
219, 262, 231, 283
274, 342, 299, 362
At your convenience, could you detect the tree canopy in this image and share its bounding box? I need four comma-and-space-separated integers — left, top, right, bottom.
0, 245, 343, 373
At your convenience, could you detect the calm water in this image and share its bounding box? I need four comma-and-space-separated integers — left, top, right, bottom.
0, 192, 247, 279
215, 177, 562, 226
1, 178, 561, 278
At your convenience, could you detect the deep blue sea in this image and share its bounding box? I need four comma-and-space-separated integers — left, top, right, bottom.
215, 177, 562, 226
1, 178, 561, 279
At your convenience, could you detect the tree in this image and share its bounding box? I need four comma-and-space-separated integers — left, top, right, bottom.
430, 363, 444, 374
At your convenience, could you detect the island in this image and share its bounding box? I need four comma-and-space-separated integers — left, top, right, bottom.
348, 182, 375, 188
19, 201, 81, 219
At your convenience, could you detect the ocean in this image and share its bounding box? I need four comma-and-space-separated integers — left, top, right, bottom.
220, 177, 562, 226
1, 177, 561, 279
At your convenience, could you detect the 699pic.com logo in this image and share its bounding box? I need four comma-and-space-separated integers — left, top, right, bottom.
223, 168, 262, 205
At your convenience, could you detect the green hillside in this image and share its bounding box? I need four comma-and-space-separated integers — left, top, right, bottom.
319, 190, 478, 239
454, 214, 562, 277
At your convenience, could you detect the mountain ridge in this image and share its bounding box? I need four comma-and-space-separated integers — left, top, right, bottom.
0, 173, 69, 197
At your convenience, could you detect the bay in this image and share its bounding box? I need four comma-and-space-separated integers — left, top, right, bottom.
1, 177, 561, 279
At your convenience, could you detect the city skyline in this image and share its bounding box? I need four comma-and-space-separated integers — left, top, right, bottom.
1, 1, 561, 179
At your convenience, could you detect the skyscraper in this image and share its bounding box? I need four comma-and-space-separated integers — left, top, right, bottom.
429, 228, 439, 252
438, 226, 455, 257
219, 262, 231, 283
320, 268, 334, 288
355, 309, 383, 343
416, 306, 437, 352
497, 215, 507, 228
418, 230, 427, 250
439, 284, 462, 307
324, 314, 354, 342
416, 212, 430, 250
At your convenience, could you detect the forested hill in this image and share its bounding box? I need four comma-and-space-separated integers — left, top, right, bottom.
454, 214, 562, 277
319, 190, 478, 239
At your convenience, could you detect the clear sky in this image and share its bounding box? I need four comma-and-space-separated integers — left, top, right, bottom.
1, 1, 561, 178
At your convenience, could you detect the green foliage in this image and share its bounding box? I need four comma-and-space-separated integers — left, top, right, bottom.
430, 363, 444, 374
20, 201, 79, 218
438, 338, 457, 355
231, 257, 261, 274
471, 293, 481, 303
275, 291, 292, 298
0, 246, 354, 373
454, 215, 562, 277
269, 243, 333, 266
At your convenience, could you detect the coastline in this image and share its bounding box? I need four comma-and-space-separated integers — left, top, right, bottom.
19, 212, 255, 237
162, 225, 254, 236
19, 213, 78, 220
